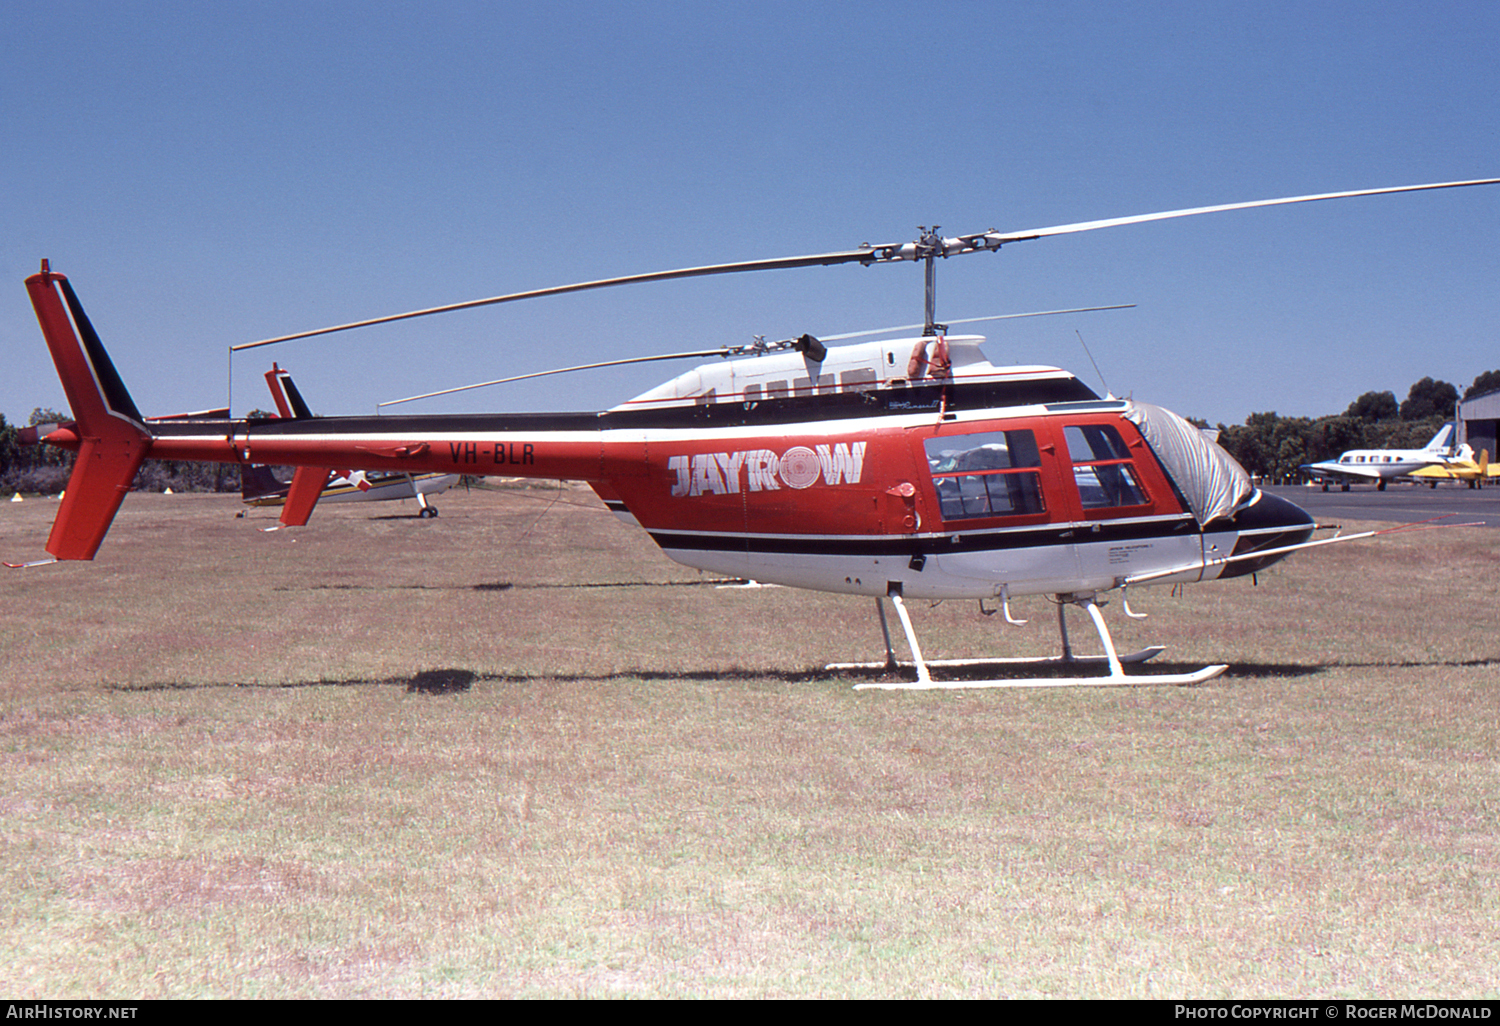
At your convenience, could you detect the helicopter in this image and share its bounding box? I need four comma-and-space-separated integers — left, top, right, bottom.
15, 178, 1499, 688
242, 363, 460, 525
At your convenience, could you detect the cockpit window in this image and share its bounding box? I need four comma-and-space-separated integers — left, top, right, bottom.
925, 430, 1046, 520
1065, 424, 1148, 509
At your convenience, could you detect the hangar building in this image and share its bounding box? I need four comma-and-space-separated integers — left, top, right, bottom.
1458, 389, 1500, 458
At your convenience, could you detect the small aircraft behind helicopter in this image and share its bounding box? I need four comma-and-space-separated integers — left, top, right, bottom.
239, 462, 459, 519
240, 363, 459, 525
14, 178, 1499, 688
1298, 422, 1471, 492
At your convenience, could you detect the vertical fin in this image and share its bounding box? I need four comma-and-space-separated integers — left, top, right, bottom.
263, 364, 294, 419
280, 467, 332, 526
264, 363, 314, 420
279, 373, 314, 420
25, 267, 152, 560
260, 363, 328, 525
1425, 422, 1456, 452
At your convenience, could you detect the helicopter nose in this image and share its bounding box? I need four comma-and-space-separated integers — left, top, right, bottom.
1215, 490, 1316, 579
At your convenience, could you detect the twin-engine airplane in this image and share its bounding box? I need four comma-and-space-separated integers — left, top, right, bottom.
1299, 423, 1471, 491
16, 178, 1499, 688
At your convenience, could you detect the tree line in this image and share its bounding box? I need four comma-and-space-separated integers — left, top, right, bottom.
4, 370, 1500, 493
1214, 370, 1500, 484
0, 407, 241, 495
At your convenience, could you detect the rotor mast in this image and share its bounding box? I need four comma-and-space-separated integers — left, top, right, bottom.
917, 226, 946, 336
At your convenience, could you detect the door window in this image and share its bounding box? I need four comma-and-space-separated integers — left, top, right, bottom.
924, 430, 1046, 520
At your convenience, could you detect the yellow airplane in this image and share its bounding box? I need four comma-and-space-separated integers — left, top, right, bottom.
1410, 449, 1499, 489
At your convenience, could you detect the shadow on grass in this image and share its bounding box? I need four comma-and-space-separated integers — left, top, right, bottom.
273, 579, 743, 593
99, 656, 1500, 693
407, 669, 476, 693
1223, 656, 1500, 678
1222, 661, 1328, 680
104, 665, 838, 693
826, 660, 1329, 687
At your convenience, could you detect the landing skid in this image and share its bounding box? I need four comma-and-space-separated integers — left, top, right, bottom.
831, 592, 1227, 690
828, 646, 1167, 671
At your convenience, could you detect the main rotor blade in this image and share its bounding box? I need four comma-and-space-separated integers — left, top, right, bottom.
234, 177, 1498, 352
232, 249, 881, 351
817, 304, 1136, 342
973, 178, 1500, 247
379, 303, 1140, 407
377, 347, 733, 408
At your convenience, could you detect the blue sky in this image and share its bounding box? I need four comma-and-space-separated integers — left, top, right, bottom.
3, 1, 1497, 427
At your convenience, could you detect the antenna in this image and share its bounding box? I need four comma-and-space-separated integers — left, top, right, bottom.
1076, 330, 1111, 397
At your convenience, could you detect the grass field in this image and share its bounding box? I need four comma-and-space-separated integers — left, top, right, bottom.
2, 486, 1497, 998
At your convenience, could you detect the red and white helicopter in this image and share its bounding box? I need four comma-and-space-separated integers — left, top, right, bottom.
16, 178, 1499, 688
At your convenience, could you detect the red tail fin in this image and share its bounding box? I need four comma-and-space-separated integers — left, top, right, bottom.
259, 363, 331, 525
280, 466, 333, 526
25, 265, 152, 560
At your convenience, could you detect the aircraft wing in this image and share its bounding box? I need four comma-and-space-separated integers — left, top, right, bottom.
1411, 449, 1496, 482
1410, 464, 1467, 481
1411, 462, 1499, 481
1300, 461, 1384, 481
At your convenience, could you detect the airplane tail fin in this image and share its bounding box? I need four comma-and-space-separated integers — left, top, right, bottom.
25, 264, 153, 560
241, 463, 287, 503
1424, 422, 1457, 452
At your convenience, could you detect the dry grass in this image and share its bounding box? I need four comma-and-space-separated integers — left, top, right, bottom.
1, 486, 1497, 997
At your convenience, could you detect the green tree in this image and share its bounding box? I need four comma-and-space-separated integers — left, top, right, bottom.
26, 408, 74, 469
1464, 369, 1500, 400
1399, 377, 1458, 420
1311, 416, 1367, 458
1344, 390, 1398, 421
0, 412, 16, 478
1218, 412, 1319, 482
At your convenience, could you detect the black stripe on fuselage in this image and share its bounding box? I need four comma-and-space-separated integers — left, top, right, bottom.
649, 515, 1200, 558
147, 376, 1102, 439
